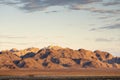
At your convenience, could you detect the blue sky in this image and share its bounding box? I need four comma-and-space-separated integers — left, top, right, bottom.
0, 0, 120, 56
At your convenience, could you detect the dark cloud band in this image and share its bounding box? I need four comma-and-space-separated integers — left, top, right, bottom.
103, 0, 120, 6
0, 0, 102, 12
0, 0, 120, 16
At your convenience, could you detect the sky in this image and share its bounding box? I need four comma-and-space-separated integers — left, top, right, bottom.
0, 0, 120, 56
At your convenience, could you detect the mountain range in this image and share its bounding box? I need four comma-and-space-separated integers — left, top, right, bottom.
0, 46, 120, 70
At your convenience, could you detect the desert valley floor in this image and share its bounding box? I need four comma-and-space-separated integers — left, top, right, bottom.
0, 69, 120, 80
0, 69, 120, 76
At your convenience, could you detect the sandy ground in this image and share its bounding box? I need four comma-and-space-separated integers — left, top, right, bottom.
0, 68, 120, 76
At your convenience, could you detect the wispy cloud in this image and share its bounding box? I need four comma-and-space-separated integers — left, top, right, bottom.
0, 41, 29, 45
90, 23, 120, 31
103, 0, 120, 6
97, 15, 118, 20
45, 10, 58, 13
116, 18, 120, 21
95, 38, 113, 42
71, 6, 120, 14
0, 35, 26, 39
95, 37, 120, 42
98, 16, 110, 19
99, 24, 120, 30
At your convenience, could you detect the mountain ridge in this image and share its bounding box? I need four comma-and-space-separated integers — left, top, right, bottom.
0, 46, 120, 70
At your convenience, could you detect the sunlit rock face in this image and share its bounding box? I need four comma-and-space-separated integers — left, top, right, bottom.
0, 46, 120, 69
11, 47, 40, 57
94, 50, 113, 61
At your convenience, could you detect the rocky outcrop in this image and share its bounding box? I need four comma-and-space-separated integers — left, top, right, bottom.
0, 51, 21, 69
12, 47, 39, 57
106, 57, 120, 64
94, 50, 113, 61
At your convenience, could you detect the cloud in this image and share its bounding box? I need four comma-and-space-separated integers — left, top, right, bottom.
0, 41, 29, 45
96, 38, 113, 42
98, 16, 110, 19
0, 0, 102, 12
0, 35, 26, 39
90, 23, 120, 31
45, 10, 58, 13
116, 18, 120, 21
90, 28, 97, 31
95, 37, 120, 43
0, 0, 120, 14
100, 24, 120, 30
0, 0, 120, 15
71, 6, 120, 14
98, 15, 119, 21
103, 0, 120, 6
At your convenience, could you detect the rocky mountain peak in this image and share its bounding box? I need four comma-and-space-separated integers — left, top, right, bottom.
47, 45, 63, 50
10, 48, 19, 52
